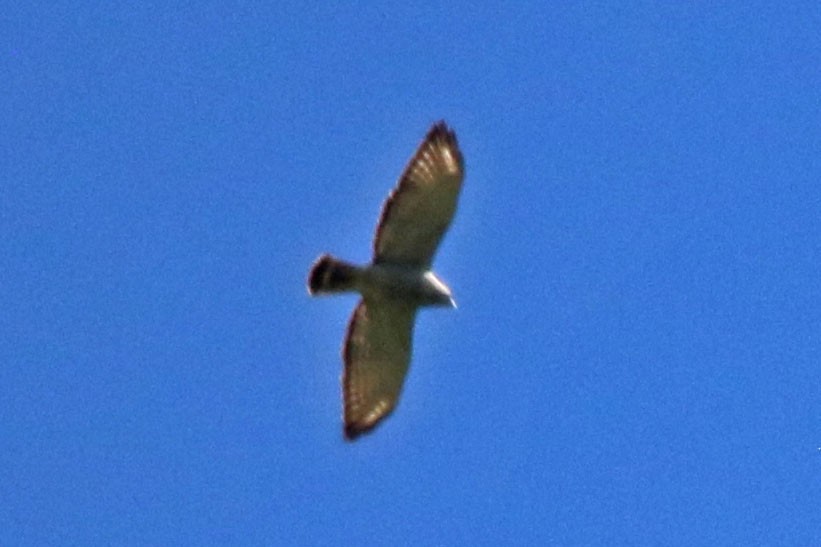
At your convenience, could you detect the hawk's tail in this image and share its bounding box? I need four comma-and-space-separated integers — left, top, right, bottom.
307, 254, 358, 295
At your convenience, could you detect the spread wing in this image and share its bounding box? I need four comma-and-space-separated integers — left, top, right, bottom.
342, 298, 417, 440
373, 121, 465, 267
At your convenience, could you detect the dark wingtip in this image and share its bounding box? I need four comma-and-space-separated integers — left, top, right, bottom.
343, 421, 378, 442
428, 120, 456, 141
343, 424, 362, 442
427, 120, 461, 166
342, 403, 398, 442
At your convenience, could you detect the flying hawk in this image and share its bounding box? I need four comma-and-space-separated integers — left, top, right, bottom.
307, 121, 465, 440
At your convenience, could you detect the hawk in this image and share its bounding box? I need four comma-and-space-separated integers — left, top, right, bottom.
307, 121, 465, 440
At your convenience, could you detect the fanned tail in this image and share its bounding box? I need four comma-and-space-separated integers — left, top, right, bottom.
307, 254, 358, 295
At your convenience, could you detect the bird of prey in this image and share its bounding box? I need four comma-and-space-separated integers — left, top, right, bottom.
307, 121, 465, 440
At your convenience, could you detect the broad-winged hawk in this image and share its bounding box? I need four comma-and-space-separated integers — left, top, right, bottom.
307, 121, 465, 440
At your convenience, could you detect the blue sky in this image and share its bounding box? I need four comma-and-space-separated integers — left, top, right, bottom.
2, 2, 820, 545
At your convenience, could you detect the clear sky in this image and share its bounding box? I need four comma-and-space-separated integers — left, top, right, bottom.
2, 2, 820, 545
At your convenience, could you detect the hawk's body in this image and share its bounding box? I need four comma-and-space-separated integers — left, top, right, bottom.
308, 122, 464, 440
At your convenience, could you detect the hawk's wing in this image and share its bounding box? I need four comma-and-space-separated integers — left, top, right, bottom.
343, 298, 417, 440
373, 122, 465, 267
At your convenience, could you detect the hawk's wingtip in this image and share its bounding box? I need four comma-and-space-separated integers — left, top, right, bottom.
343, 424, 365, 442
429, 119, 454, 137
343, 416, 385, 442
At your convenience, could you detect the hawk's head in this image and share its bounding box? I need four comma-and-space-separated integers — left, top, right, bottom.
423, 271, 456, 308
